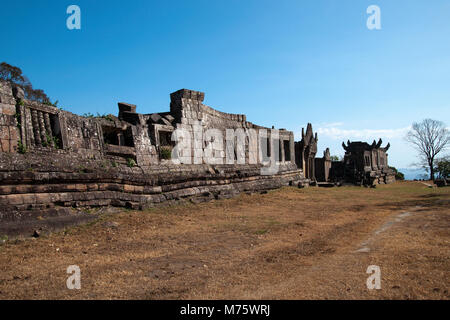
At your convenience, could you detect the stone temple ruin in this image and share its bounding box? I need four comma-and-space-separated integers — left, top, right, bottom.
340, 139, 395, 185
0, 80, 395, 235
296, 124, 396, 186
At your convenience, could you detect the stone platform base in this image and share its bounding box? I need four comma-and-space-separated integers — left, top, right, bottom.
0, 153, 305, 237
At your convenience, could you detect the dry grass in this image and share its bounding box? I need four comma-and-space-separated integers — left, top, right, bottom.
0, 181, 449, 299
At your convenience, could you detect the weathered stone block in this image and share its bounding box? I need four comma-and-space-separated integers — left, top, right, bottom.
6, 194, 24, 205
0, 126, 9, 139
118, 102, 137, 113
1, 104, 16, 116
0, 139, 10, 152
9, 127, 18, 142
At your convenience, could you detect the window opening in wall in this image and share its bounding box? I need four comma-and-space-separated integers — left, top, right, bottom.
158, 130, 175, 160
283, 140, 290, 162
25, 109, 63, 149
365, 155, 371, 167
259, 133, 271, 161
102, 126, 134, 147
159, 130, 174, 147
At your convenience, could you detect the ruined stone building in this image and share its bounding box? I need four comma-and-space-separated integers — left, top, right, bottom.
0, 80, 395, 236
294, 123, 318, 182
340, 139, 395, 185
0, 80, 303, 235
4, 84, 297, 168
295, 123, 396, 186
314, 148, 332, 183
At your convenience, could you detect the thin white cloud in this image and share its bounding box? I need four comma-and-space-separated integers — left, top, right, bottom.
319, 122, 344, 128
316, 125, 411, 140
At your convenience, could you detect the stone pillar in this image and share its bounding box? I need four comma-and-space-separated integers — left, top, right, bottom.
44, 113, 52, 134
31, 109, 42, 146
25, 107, 34, 147
0, 81, 19, 152
289, 134, 295, 163
117, 132, 125, 146
312, 157, 316, 180
44, 112, 55, 147
38, 111, 47, 146
58, 112, 69, 150
19, 104, 26, 147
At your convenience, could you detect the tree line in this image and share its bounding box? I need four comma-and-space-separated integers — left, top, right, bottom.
0, 62, 53, 104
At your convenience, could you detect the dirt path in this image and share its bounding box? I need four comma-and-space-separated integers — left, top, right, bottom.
0, 181, 448, 299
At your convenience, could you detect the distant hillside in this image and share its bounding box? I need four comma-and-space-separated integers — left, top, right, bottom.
398, 168, 428, 180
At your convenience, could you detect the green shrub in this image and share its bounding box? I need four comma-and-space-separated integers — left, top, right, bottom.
52, 136, 60, 149
395, 171, 405, 180
160, 146, 172, 160
14, 113, 21, 130
17, 141, 27, 154
390, 166, 405, 180
127, 158, 136, 168
41, 133, 61, 149
100, 113, 115, 122
82, 112, 114, 121
330, 155, 340, 161
435, 158, 450, 179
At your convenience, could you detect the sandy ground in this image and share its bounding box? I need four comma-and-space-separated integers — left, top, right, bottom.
0, 181, 448, 300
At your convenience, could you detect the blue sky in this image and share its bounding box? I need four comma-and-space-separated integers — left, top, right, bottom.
1, 0, 449, 168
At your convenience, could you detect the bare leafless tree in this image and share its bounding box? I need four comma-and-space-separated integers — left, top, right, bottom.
405, 119, 450, 181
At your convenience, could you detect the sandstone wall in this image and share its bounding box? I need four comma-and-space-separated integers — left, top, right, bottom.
170, 89, 295, 165
0, 81, 19, 153
0, 152, 302, 236
0, 81, 305, 236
